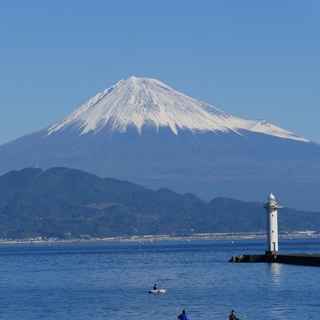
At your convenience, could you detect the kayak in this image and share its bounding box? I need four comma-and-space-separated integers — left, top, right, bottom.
149, 289, 166, 293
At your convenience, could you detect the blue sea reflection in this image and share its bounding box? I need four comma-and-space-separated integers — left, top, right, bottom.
0, 239, 319, 319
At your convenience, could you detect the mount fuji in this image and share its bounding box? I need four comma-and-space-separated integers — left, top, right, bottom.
1, 77, 320, 210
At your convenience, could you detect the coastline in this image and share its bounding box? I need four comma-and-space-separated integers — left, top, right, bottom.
1, 231, 319, 246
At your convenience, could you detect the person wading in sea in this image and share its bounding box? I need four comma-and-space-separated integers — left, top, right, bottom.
229, 310, 239, 320
177, 310, 190, 320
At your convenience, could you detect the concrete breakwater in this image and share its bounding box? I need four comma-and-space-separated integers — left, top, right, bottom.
230, 253, 320, 266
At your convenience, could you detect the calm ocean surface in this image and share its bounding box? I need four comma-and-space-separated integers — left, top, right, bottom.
0, 239, 320, 320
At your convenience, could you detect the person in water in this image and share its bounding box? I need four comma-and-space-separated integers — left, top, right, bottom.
229, 310, 239, 320
153, 284, 157, 290
177, 310, 189, 320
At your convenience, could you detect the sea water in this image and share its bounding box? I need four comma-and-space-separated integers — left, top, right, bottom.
0, 239, 320, 320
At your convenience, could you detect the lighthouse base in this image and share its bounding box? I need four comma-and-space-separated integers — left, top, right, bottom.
265, 250, 280, 255
229, 253, 320, 266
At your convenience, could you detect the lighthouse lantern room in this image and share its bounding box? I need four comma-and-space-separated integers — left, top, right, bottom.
264, 193, 282, 255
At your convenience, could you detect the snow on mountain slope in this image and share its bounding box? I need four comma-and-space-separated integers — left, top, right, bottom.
48, 76, 308, 142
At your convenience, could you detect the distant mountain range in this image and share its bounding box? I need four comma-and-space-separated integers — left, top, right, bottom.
0, 167, 319, 240
0, 77, 320, 210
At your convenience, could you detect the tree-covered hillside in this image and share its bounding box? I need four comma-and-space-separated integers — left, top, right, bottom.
0, 167, 319, 239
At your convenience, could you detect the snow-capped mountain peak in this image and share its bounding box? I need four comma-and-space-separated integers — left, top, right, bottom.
47, 76, 308, 142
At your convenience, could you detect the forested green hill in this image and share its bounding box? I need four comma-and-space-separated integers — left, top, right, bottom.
0, 167, 319, 239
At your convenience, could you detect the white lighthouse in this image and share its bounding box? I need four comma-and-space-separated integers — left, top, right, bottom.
264, 193, 282, 255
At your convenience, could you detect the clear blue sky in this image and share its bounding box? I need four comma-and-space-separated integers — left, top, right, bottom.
0, 0, 319, 145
